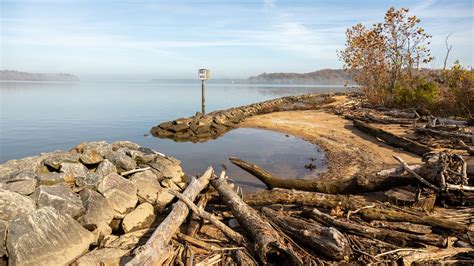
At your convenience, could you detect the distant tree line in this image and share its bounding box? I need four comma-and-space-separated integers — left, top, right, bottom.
248, 69, 356, 85
0, 70, 80, 81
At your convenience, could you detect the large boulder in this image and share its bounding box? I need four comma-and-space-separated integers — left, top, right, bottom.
0, 220, 7, 257
75, 172, 104, 189
0, 189, 36, 222
130, 170, 161, 204
98, 173, 138, 217
122, 202, 155, 233
43, 153, 80, 170
37, 172, 67, 185
1, 171, 37, 195
95, 159, 117, 176
146, 155, 184, 183
60, 162, 88, 178
100, 229, 150, 250
0, 152, 56, 181
33, 183, 85, 218
75, 248, 129, 266
78, 189, 114, 228
111, 141, 139, 151
105, 152, 136, 172
6, 207, 94, 265
80, 149, 103, 165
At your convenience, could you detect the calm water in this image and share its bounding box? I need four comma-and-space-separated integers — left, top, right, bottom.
0, 80, 343, 190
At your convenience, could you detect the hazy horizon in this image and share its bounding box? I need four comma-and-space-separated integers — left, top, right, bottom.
1, 0, 473, 80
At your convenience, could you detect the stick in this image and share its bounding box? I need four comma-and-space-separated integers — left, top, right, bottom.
400, 247, 474, 266
211, 171, 303, 265
168, 189, 250, 248
126, 166, 214, 266
175, 232, 220, 251
120, 167, 151, 176
392, 155, 440, 192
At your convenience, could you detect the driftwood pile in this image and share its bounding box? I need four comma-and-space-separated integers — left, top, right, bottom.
121, 147, 473, 265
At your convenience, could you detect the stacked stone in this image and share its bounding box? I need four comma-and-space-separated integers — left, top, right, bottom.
0, 141, 186, 265
151, 93, 333, 142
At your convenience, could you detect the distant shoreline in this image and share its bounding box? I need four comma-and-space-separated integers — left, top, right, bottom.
0, 70, 80, 82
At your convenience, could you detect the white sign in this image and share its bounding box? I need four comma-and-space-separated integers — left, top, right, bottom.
198, 69, 209, 80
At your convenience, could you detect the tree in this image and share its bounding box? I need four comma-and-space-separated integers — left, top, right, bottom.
339, 7, 433, 105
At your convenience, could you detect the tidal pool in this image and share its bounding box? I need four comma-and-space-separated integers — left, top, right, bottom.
143, 127, 327, 191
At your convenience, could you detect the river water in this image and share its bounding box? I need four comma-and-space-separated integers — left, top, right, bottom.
0, 80, 345, 190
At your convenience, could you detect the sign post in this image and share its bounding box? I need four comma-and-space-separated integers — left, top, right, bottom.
198, 69, 209, 114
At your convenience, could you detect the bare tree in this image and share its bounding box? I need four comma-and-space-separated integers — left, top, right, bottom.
443, 33, 453, 70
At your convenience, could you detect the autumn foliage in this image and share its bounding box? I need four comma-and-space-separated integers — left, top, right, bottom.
339, 7, 473, 117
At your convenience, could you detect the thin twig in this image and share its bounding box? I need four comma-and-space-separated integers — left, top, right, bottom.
347, 204, 376, 220
375, 248, 426, 258
120, 167, 151, 176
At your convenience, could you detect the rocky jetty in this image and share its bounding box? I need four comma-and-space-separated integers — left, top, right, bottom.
151, 93, 339, 142
0, 141, 186, 265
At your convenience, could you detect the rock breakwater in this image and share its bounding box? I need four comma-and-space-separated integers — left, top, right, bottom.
151, 93, 340, 142
0, 141, 186, 265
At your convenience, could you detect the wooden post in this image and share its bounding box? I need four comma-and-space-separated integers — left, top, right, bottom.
202, 79, 206, 114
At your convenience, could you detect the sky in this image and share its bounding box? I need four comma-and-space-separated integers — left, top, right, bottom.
1, 0, 473, 79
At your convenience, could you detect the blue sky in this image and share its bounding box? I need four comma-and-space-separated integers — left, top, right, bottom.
1, 0, 473, 79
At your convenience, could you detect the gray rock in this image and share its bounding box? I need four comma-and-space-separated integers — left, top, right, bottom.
7, 207, 94, 265
78, 189, 114, 228
107, 152, 137, 172
0, 220, 7, 257
98, 173, 138, 216
122, 202, 155, 233
2, 171, 37, 195
130, 170, 161, 204
147, 155, 184, 183
129, 150, 156, 164
33, 183, 85, 218
37, 172, 66, 185
95, 159, 117, 176
0, 152, 57, 182
43, 153, 80, 170
71, 141, 112, 156
60, 162, 89, 177
100, 229, 150, 250
111, 141, 139, 151
75, 248, 129, 266
76, 172, 104, 189
0, 189, 36, 222
80, 149, 104, 165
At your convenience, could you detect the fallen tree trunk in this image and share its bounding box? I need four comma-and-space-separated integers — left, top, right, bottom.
416, 127, 473, 143
230, 157, 420, 193
186, 193, 211, 237
353, 119, 432, 156
399, 247, 474, 266
126, 166, 214, 266
308, 209, 447, 247
211, 172, 303, 265
262, 207, 351, 260
244, 188, 468, 233
345, 114, 414, 124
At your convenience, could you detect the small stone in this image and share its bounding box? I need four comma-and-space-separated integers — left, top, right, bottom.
75, 248, 129, 266
95, 159, 117, 176
6, 207, 95, 265
37, 172, 66, 185
0, 189, 36, 222
130, 170, 161, 204
122, 202, 155, 233
76, 172, 104, 189
34, 183, 84, 218
71, 141, 112, 156
80, 149, 104, 165
43, 153, 80, 170
78, 189, 115, 228
98, 173, 138, 216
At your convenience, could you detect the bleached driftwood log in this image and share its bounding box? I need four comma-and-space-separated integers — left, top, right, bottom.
126, 166, 214, 266
262, 207, 351, 260
211, 172, 303, 265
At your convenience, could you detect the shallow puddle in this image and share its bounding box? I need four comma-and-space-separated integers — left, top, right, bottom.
144, 128, 327, 192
